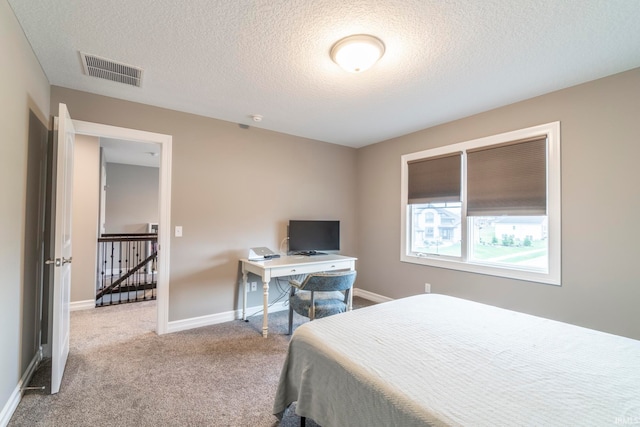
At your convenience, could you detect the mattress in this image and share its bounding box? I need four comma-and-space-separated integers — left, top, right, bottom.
273, 294, 640, 426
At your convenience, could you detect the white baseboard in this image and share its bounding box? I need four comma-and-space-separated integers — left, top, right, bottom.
240, 300, 289, 319
166, 300, 289, 334
353, 287, 393, 304
165, 289, 392, 335
0, 386, 20, 427
70, 299, 95, 312
167, 288, 393, 333
0, 350, 42, 427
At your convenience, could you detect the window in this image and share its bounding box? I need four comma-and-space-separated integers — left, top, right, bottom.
400, 122, 561, 285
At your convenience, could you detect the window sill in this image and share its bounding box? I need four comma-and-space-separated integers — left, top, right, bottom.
401, 253, 560, 286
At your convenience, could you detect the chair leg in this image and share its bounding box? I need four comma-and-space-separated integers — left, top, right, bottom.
288, 287, 295, 335
345, 287, 352, 311
309, 291, 315, 320
301, 416, 306, 427
288, 303, 294, 335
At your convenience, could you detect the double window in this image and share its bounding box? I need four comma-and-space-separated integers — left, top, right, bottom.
400, 122, 561, 285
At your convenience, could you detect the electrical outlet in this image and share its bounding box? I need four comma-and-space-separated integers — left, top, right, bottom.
424, 283, 431, 293
251, 282, 257, 292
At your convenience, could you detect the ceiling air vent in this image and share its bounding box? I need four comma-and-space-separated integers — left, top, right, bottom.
80, 52, 143, 87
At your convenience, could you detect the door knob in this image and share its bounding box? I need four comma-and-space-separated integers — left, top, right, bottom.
45, 257, 72, 267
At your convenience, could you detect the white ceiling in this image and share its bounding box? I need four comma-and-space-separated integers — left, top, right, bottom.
100, 138, 160, 168
8, 0, 640, 148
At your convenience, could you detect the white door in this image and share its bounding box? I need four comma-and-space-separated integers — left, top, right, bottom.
50, 103, 75, 394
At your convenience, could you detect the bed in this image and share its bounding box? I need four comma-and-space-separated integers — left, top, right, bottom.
273, 294, 640, 426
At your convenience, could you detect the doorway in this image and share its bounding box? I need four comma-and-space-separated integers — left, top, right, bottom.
96, 140, 160, 307
73, 120, 172, 334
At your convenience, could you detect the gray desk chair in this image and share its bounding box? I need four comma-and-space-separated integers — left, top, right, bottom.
288, 270, 357, 335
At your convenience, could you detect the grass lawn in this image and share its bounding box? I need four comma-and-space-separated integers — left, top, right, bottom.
472, 240, 546, 259
417, 240, 546, 263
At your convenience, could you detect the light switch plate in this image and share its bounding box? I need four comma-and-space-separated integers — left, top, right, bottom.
175, 226, 183, 237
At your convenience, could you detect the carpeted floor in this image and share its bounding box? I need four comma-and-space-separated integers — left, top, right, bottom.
9, 297, 374, 427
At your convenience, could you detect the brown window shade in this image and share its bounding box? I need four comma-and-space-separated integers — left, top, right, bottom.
467, 136, 547, 216
408, 152, 461, 204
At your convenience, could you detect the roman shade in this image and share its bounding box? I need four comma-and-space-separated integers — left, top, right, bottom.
408, 152, 461, 204
467, 136, 547, 216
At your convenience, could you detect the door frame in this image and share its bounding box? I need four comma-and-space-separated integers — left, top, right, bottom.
72, 120, 172, 334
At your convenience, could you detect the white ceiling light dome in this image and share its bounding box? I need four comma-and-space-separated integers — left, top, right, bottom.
330, 34, 385, 73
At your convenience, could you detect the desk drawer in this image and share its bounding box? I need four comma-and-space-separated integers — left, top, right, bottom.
272, 260, 353, 277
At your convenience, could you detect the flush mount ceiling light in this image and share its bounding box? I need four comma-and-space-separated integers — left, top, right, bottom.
330, 34, 385, 73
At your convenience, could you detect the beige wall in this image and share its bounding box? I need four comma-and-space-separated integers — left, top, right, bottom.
50, 86, 358, 321
71, 135, 100, 303
51, 70, 640, 338
1, 0, 51, 417
357, 68, 640, 339
104, 163, 159, 234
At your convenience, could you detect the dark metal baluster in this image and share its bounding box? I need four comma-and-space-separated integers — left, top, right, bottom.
134, 240, 140, 302
152, 239, 157, 300
109, 240, 115, 306
138, 241, 143, 301
117, 240, 122, 305
125, 240, 130, 303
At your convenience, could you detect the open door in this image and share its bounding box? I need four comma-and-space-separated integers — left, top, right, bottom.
48, 103, 75, 394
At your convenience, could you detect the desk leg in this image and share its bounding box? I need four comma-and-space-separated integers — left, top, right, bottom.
242, 270, 248, 321
262, 279, 269, 338
348, 265, 355, 311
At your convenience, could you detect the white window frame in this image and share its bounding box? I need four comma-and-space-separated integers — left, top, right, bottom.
400, 122, 561, 285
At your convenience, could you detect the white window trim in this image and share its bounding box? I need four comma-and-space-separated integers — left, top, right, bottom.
400, 122, 561, 285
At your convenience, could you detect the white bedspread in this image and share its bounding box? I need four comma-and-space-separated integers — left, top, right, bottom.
273, 294, 640, 426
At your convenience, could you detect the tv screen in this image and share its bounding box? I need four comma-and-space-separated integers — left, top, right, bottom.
288, 220, 340, 255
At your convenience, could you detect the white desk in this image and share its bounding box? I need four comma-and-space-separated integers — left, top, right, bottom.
241, 254, 357, 337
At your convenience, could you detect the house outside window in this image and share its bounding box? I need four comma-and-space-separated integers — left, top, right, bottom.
400, 122, 561, 285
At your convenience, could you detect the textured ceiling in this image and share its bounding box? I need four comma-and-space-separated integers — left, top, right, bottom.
8, 0, 640, 148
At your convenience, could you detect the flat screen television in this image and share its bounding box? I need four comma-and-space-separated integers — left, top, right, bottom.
288, 220, 340, 255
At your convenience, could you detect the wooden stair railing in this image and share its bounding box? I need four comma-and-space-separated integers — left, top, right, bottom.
95, 251, 157, 300
97, 233, 158, 306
